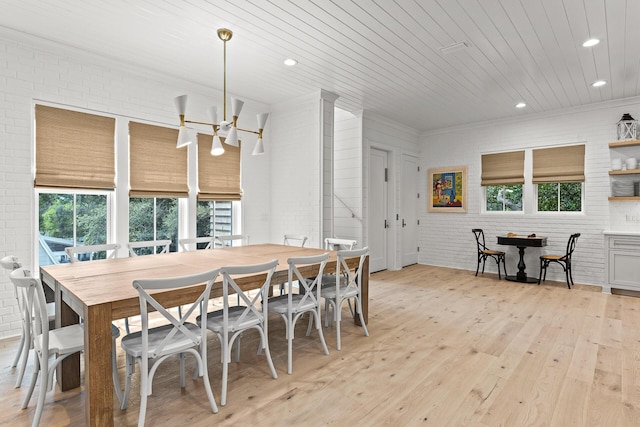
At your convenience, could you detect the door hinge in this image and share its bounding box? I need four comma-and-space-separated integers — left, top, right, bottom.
417, 246, 420, 252
417, 166, 420, 172
417, 193, 420, 199
384, 168, 388, 182
417, 219, 420, 225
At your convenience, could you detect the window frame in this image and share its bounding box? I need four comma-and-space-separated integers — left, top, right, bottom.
535, 182, 585, 214
483, 184, 524, 213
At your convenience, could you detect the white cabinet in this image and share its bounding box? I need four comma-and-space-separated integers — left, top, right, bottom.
603, 232, 640, 293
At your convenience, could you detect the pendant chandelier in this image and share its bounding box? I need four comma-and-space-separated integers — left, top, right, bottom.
174, 28, 269, 156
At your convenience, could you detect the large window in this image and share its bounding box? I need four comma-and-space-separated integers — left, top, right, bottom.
129, 197, 179, 253
481, 151, 524, 212
533, 144, 585, 213
196, 201, 236, 248
537, 182, 582, 212
37, 191, 109, 266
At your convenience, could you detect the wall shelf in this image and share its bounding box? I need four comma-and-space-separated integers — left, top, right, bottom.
609, 169, 640, 175
608, 196, 640, 201
609, 139, 640, 148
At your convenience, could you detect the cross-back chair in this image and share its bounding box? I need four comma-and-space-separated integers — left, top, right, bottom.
65, 243, 120, 262
127, 239, 172, 257
216, 234, 249, 247
283, 234, 308, 247
119, 268, 220, 426
472, 229, 507, 279
178, 236, 216, 251
538, 233, 581, 289
269, 253, 330, 374
324, 237, 357, 251
197, 259, 279, 406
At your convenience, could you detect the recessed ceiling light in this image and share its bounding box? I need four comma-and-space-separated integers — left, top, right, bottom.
284, 58, 297, 66
439, 41, 469, 54
592, 80, 607, 87
582, 38, 600, 47
515, 102, 526, 109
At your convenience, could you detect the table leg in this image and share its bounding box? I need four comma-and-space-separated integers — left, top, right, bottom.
57, 298, 80, 391
354, 255, 369, 326
516, 246, 528, 282
84, 304, 114, 426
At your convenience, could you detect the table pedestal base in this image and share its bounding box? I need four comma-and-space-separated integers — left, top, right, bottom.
505, 275, 539, 284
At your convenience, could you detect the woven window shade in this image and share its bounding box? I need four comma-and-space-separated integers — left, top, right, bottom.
532, 144, 585, 183
35, 105, 116, 189
481, 150, 525, 186
197, 133, 242, 201
129, 122, 188, 197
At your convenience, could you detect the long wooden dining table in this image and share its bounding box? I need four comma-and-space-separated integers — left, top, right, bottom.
39, 243, 369, 426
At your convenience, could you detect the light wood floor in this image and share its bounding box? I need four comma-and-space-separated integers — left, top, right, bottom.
1, 264, 639, 426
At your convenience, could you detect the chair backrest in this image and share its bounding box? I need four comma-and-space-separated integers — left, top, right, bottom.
564, 233, 581, 260
286, 253, 329, 312
10, 268, 48, 349
283, 234, 308, 248
127, 239, 172, 257
219, 259, 278, 332
324, 238, 357, 251
216, 235, 249, 248
472, 229, 487, 252
132, 268, 220, 359
1, 255, 21, 270
333, 248, 368, 296
179, 237, 216, 251
65, 243, 120, 263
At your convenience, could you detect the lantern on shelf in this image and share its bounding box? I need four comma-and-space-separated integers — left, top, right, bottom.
617, 113, 637, 140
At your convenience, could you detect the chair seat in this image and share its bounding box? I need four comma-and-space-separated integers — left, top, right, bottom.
541, 254, 565, 261
268, 294, 316, 314
197, 305, 260, 333
46, 302, 55, 321
121, 323, 201, 358
34, 324, 84, 355
482, 249, 505, 256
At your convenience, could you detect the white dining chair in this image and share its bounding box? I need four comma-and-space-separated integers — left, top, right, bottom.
216, 234, 249, 247
317, 248, 369, 350
268, 253, 329, 374
324, 237, 357, 251
127, 239, 172, 257
1, 256, 55, 389
197, 259, 279, 406
120, 268, 220, 426
178, 236, 216, 251
283, 234, 308, 247
10, 268, 84, 427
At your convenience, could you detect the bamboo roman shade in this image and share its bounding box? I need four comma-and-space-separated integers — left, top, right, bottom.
35, 105, 116, 189
197, 133, 242, 201
481, 150, 525, 186
129, 122, 188, 197
532, 144, 585, 183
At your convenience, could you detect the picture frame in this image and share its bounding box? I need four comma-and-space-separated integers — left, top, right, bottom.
428, 165, 467, 213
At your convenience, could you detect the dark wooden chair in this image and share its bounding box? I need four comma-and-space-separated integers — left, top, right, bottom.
538, 233, 580, 289
472, 229, 507, 279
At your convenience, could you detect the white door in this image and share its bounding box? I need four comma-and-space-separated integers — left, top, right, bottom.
368, 148, 388, 272
401, 154, 418, 266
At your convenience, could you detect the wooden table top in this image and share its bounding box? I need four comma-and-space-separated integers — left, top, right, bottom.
497, 235, 548, 247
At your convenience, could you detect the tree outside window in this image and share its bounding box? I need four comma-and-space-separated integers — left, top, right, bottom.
537, 182, 582, 212
486, 185, 523, 211
129, 197, 179, 253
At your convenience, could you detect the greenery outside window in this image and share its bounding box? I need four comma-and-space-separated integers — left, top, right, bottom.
537, 182, 582, 212
38, 191, 109, 266
196, 200, 236, 248
486, 185, 523, 211
129, 197, 179, 254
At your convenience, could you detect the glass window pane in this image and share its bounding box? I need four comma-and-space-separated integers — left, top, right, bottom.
486, 185, 522, 211
560, 182, 582, 211
156, 198, 178, 252
538, 183, 559, 211
129, 197, 154, 243
38, 193, 74, 265
197, 201, 233, 248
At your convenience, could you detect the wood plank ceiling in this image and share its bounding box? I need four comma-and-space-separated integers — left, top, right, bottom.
0, 0, 638, 131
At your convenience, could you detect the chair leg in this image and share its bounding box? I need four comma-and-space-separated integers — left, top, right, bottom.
14, 333, 29, 388
538, 259, 544, 284
356, 297, 369, 338
11, 330, 25, 368
111, 338, 124, 406
475, 256, 480, 276
22, 354, 39, 410
312, 310, 330, 356
496, 257, 502, 280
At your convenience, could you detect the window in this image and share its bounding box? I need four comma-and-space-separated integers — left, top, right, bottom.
533, 144, 585, 213
537, 182, 582, 212
481, 151, 524, 212
196, 201, 238, 248
37, 191, 109, 266
129, 197, 179, 253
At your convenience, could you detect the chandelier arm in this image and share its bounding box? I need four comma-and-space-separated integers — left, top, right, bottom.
185, 119, 220, 129
236, 127, 260, 135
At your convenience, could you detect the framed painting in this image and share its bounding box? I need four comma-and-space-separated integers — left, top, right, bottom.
428, 166, 467, 213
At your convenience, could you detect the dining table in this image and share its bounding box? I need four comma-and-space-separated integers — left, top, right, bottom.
496, 234, 547, 283
39, 243, 369, 426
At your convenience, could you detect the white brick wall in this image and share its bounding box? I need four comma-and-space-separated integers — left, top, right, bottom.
0, 29, 272, 338
418, 98, 640, 287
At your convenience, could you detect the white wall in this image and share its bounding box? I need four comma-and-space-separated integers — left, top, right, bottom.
418, 97, 640, 286
334, 108, 363, 244
0, 29, 271, 338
